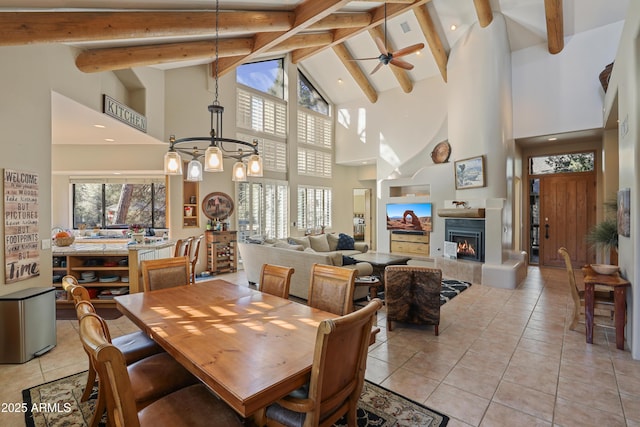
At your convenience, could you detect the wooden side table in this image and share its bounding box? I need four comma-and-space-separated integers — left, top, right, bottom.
582, 265, 630, 350
354, 276, 382, 300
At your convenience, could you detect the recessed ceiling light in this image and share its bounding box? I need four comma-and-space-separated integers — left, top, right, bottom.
337, 78, 343, 84
105, 138, 115, 142
450, 24, 457, 31
93, 124, 105, 128
548, 137, 557, 141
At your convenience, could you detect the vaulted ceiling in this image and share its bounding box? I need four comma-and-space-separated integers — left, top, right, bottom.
1, 0, 629, 105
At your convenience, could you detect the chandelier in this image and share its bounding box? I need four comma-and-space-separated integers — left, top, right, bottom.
163, 0, 263, 182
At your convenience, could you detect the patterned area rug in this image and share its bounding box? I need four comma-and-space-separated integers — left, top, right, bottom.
23, 371, 449, 427
440, 279, 472, 305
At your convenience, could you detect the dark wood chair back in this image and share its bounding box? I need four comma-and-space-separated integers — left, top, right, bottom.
174, 237, 194, 258
189, 234, 205, 284
260, 264, 294, 299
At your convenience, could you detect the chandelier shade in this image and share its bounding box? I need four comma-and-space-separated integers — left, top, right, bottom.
162, 0, 262, 181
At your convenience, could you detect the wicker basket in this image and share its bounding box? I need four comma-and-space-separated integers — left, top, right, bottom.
53, 236, 75, 247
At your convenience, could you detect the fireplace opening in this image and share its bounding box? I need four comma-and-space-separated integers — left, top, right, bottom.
445, 219, 485, 262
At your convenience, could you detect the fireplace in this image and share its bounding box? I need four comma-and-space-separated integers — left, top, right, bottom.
445, 219, 485, 262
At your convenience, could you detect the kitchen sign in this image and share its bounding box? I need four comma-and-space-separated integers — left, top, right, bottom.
4, 169, 40, 284
103, 94, 147, 133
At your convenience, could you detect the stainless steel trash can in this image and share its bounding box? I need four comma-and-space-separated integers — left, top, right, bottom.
0, 287, 56, 363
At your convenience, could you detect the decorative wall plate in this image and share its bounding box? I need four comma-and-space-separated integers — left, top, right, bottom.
430, 141, 451, 164
202, 192, 234, 221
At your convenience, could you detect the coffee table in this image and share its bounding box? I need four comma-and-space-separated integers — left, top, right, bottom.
351, 252, 411, 284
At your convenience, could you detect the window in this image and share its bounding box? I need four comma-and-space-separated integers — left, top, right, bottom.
237, 88, 287, 138
298, 110, 332, 149
298, 71, 329, 115
236, 59, 284, 99
297, 186, 332, 231
72, 179, 166, 229
297, 148, 332, 178
529, 152, 595, 175
237, 180, 288, 242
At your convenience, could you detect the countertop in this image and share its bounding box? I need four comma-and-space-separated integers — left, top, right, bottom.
52, 239, 175, 255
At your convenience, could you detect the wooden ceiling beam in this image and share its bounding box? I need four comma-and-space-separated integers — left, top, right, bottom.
76, 38, 254, 73
309, 13, 372, 31
215, 0, 353, 77
544, 0, 564, 54
332, 43, 378, 103
291, 0, 429, 64
269, 33, 334, 54
413, 5, 448, 82
473, 0, 493, 28
367, 26, 413, 93
0, 11, 294, 46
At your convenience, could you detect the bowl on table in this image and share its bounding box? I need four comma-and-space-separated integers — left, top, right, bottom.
590, 264, 619, 275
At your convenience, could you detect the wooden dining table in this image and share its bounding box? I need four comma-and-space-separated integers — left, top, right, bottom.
582, 265, 630, 350
114, 280, 336, 418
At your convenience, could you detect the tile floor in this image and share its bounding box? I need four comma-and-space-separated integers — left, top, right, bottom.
1, 266, 639, 426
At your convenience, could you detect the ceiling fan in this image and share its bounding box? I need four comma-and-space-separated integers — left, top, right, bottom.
353, 3, 425, 75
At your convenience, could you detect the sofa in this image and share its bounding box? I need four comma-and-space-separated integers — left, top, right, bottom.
238, 233, 373, 300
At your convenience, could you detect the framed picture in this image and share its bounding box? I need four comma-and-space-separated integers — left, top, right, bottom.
617, 188, 630, 237
202, 192, 234, 221
454, 155, 485, 189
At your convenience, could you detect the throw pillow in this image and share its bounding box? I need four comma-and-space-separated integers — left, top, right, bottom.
326, 233, 339, 251
342, 255, 358, 265
336, 233, 355, 250
309, 234, 331, 252
303, 247, 316, 253
288, 236, 310, 249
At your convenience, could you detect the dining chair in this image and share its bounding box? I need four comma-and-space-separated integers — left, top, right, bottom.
260, 264, 295, 299
74, 304, 197, 427
558, 247, 615, 331
141, 256, 191, 292
189, 234, 205, 284
264, 299, 382, 427
78, 313, 243, 427
64, 281, 162, 405
307, 263, 356, 316
384, 265, 442, 335
174, 236, 194, 258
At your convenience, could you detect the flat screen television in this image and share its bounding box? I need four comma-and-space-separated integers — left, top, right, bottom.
386, 202, 432, 232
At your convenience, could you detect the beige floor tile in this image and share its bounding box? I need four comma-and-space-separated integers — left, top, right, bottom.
443, 364, 502, 399
502, 363, 558, 395
553, 396, 626, 427
556, 376, 623, 414
402, 350, 458, 382
493, 380, 555, 422
364, 356, 397, 384
380, 367, 439, 403
621, 392, 640, 423
480, 402, 551, 427
367, 340, 419, 366
425, 383, 490, 426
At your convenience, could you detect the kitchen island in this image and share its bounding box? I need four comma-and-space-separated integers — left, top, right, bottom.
52, 239, 175, 306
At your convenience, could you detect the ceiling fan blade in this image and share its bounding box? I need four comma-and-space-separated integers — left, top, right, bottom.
392, 43, 425, 59
374, 37, 387, 55
390, 58, 414, 71
370, 62, 384, 75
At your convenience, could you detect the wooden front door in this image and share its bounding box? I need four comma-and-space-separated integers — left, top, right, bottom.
540, 173, 596, 267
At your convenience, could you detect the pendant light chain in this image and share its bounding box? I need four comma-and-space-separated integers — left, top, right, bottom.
214, 0, 220, 105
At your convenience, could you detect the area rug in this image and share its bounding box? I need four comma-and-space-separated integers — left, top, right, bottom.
23, 371, 449, 427
440, 279, 472, 305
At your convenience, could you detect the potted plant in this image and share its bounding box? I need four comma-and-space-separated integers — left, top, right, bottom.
586, 199, 618, 264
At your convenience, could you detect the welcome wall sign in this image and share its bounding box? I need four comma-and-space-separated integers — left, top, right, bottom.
103, 94, 147, 133
4, 169, 40, 284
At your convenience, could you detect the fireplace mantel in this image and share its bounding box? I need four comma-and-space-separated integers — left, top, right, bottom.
437, 208, 485, 218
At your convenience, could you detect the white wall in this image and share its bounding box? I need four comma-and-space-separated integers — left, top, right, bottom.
512, 22, 625, 139
603, 1, 640, 359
